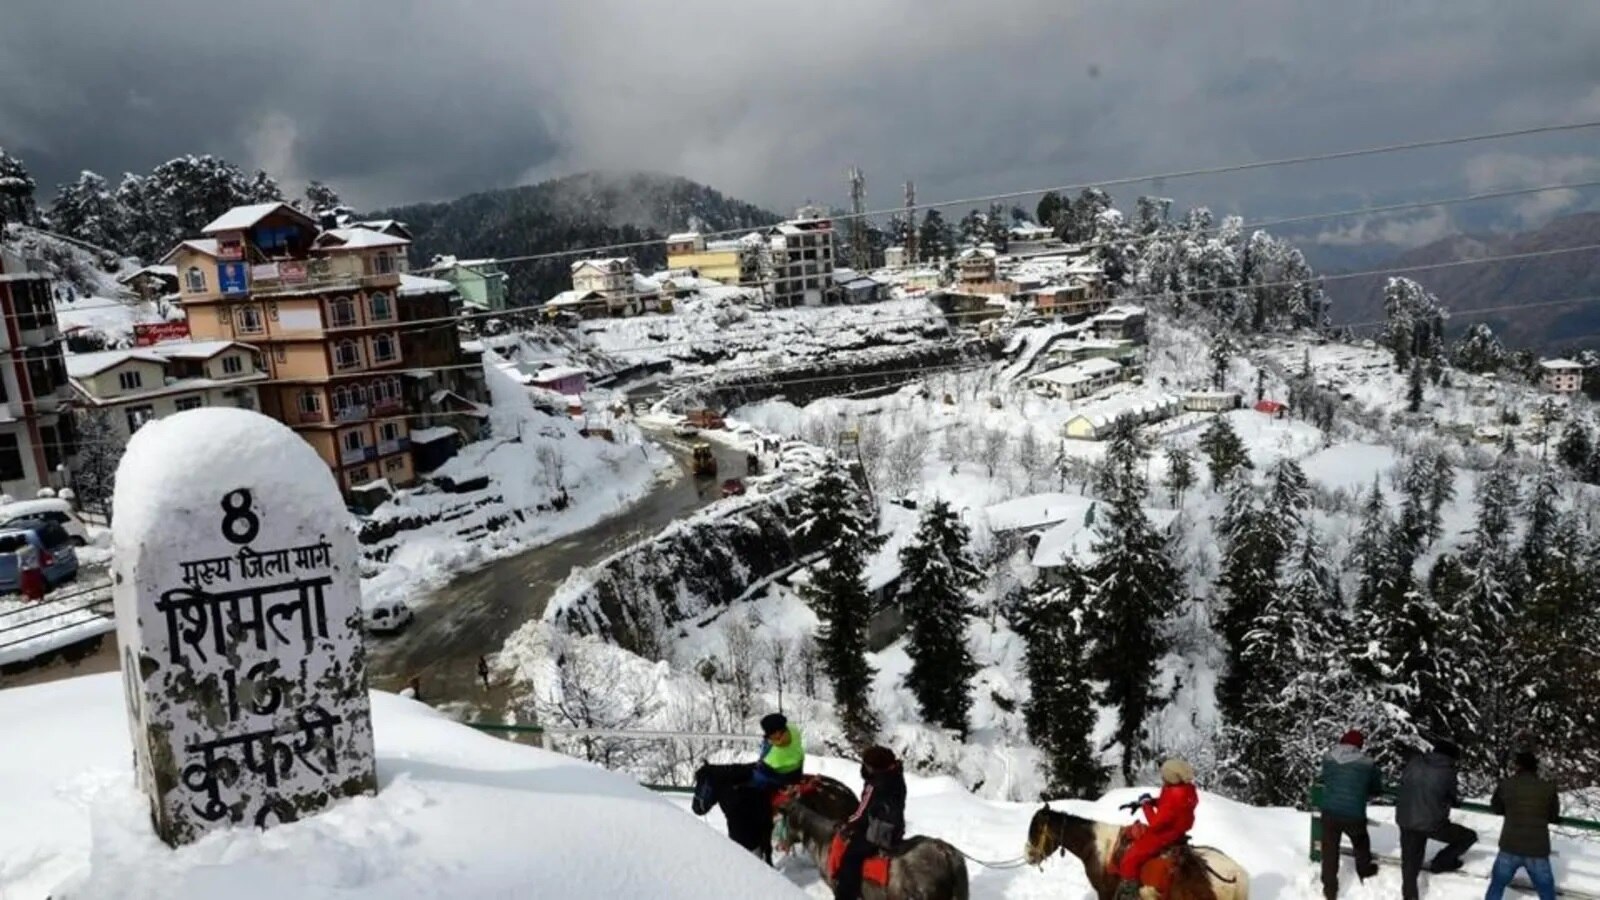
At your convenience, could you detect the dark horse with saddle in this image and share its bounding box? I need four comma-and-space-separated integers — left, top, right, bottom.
690, 762, 858, 865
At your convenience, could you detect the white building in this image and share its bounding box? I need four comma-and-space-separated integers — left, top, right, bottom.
1540, 359, 1584, 394
1062, 393, 1181, 440
769, 207, 835, 307
570, 258, 637, 300
67, 341, 267, 444
1029, 357, 1123, 400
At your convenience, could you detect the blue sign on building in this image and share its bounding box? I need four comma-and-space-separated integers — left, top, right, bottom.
217, 261, 249, 296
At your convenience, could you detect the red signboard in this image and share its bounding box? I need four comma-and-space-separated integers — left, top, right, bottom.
216, 236, 245, 261
279, 261, 308, 283
133, 321, 191, 346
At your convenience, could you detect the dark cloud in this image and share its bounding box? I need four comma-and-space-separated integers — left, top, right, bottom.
2, 0, 1597, 237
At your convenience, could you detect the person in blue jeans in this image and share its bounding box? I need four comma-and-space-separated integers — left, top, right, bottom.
1485, 750, 1560, 900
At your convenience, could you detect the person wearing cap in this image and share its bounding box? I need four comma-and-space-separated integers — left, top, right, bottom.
1114, 758, 1200, 900
835, 745, 906, 900
1486, 750, 1560, 900
1397, 738, 1478, 900
750, 712, 805, 792
1318, 729, 1383, 900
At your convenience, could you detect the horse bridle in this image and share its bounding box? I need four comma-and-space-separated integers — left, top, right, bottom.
1027, 811, 1067, 865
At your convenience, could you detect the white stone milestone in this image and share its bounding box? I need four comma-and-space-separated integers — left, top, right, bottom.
111, 408, 376, 846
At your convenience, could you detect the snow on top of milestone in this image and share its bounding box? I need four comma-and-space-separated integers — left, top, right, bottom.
200, 201, 313, 234
111, 408, 345, 551
0, 674, 802, 900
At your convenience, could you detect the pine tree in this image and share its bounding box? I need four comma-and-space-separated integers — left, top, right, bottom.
0, 147, 38, 226
1452, 323, 1505, 374
1198, 414, 1252, 488
1083, 425, 1184, 782
1557, 421, 1592, 475
48, 171, 126, 251
1451, 457, 1525, 775
1515, 524, 1600, 781
1348, 479, 1392, 616
69, 409, 123, 519
1208, 332, 1234, 391
1163, 446, 1195, 506
1520, 467, 1560, 586
796, 461, 884, 747
917, 210, 955, 262
1017, 567, 1107, 798
1407, 359, 1425, 413
1215, 482, 1287, 723
1395, 447, 1454, 552
1036, 191, 1064, 231
898, 500, 982, 736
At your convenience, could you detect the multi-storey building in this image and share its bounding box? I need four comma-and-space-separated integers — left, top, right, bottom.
67, 341, 266, 443
769, 207, 835, 307
164, 202, 416, 492
0, 244, 74, 498
418, 256, 509, 313
1541, 359, 1584, 394
665, 232, 758, 287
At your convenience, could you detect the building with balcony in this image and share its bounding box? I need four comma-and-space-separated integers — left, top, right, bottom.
769, 208, 835, 307
665, 232, 758, 286
66, 341, 265, 444
164, 202, 417, 492
1540, 358, 1584, 394
570, 257, 641, 316
396, 273, 487, 452
419, 256, 509, 313
0, 243, 75, 498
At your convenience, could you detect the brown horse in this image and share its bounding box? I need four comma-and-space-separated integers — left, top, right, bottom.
1024, 805, 1249, 900
778, 800, 970, 900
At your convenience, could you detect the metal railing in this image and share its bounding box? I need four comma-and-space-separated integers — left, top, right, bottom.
1309, 782, 1600, 863
465, 723, 762, 791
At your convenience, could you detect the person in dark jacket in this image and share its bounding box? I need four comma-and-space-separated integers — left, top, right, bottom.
834, 745, 906, 900
1319, 729, 1382, 899
1396, 739, 1478, 900
1486, 751, 1560, 900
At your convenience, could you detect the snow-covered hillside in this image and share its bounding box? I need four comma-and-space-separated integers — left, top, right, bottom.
0, 673, 800, 900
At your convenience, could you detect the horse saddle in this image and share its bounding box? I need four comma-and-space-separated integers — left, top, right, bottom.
826, 834, 892, 887
770, 775, 822, 814
1111, 824, 1186, 899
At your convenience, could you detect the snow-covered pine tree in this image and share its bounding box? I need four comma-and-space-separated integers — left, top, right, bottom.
1198, 414, 1252, 488
1163, 446, 1195, 507
1208, 331, 1234, 391
1083, 423, 1184, 782
795, 461, 884, 747
917, 210, 955, 262
1348, 478, 1393, 618
1407, 359, 1425, 413
1515, 522, 1600, 781
1452, 323, 1505, 374
898, 499, 982, 737
0, 147, 38, 226
1557, 420, 1592, 476
1215, 480, 1288, 724
1017, 565, 1107, 798
1520, 467, 1560, 586
1381, 277, 1447, 372
48, 171, 125, 251
1395, 447, 1454, 552
1268, 458, 1310, 525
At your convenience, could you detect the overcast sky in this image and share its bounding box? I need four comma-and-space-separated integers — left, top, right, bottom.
3, 1, 1598, 247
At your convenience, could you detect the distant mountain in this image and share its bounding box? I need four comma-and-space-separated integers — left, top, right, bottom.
371, 172, 781, 305
1325, 212, 1600, 352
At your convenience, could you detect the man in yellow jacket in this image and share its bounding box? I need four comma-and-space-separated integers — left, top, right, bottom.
751, 713, 805, 791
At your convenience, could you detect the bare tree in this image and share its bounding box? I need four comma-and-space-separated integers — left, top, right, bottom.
764, 637, 792, 711
535, 444, 567, 492
883, 431, 928, 497
721, 614, 758, 721
795, 634, 820, 699
536, 632, 660, 772
981, 427, 1010, 477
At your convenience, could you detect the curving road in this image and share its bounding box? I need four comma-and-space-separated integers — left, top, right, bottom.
365, 430, 751, 721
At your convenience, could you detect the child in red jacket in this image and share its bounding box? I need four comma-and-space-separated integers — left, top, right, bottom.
1116, 758, 1199, 898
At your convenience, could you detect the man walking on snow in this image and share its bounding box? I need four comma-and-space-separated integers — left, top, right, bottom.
1397, 739, 1477, 900
1318, 729, 1382, 900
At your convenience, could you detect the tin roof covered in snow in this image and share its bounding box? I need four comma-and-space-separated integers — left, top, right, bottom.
201, 202, 315, 234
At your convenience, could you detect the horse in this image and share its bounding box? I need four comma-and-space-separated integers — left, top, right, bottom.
777, 798, 971, 900
1024, 805, 1249, 900
689, 762, 860, 865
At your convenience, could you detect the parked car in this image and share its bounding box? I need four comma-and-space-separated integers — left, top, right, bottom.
0, 520, 79, 595
720, 478, 747, 498
673, 424, 700, 438
363, 598, 413, 635
0, 499, 89, 546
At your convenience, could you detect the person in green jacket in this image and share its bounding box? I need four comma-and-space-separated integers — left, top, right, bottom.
751, 713, 805, 791
1319, 729, 1383, 900
1487, 750, 1561, 900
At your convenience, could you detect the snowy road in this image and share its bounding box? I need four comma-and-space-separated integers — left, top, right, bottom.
366, 431, 753, 720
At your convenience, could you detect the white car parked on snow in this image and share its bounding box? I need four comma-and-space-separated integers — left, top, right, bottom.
363, 598, 414, 635
0, 499, 90, 546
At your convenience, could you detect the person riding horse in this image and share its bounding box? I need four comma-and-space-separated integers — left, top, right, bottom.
834, 745, 907, 900
749, 713, 805, 798
1115, 758, 1200, 900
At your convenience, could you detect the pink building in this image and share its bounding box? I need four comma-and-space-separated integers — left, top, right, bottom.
530, 365, 587, 396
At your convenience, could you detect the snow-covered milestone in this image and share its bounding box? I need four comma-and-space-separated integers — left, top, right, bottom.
110, 408, 376, 846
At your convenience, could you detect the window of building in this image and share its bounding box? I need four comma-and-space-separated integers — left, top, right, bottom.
330, 296, 356, 328
221, 355, 243, 375
374, 253, 394, 275
25, 350, 56, 397
385, 456, 405, 473
186, 267, 207, 293
369, 292, 392, 321
125, 405, 155, 434
175, 396, 204, 412
351, 383, 369, 407
348, 466, 371, 484
331, 386, 349, 412
335, 340, 360, 370
372, 332, 396, 363
342, 430, 364, 453
0, 433, 22, 482
236, 305, 264, 334
118, 370, 142, 391
40, 424, 61, 472
379, 421, 401, 443
296, 392, 321, 418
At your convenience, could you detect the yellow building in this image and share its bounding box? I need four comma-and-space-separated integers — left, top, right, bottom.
164, 203, 416, 493
664, 232, 749, 286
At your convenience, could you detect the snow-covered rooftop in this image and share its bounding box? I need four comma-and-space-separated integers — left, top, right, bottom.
315, 227, 410, 250
1540, 358, 1583, 371
116, 265, 178, 284
64, 348, 167, 378
1033, 505, 1179, 568
666, 232, 699, 242
409, 425, 459, 444
531, 365, 588, 382
1030, 357, 1122, 386
570, 257, 632, 273
151, 339, 251, 360
1065, 392, 1181, 429
985, 492, 1095, 533
159, 238, 220, 262
200, 201, 312, 234
397, 273, 455, 296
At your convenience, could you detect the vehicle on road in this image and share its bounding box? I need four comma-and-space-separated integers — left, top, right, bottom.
0, 499, 89, 546
720, 478, 746, 497
364, 598, 414, 635
0, 520, 79, 595
691, 442, 718, 478
673, 425, 700, 438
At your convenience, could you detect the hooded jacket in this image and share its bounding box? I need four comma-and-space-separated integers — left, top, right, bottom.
1320, 743, 1382, 820
847, 762, 907, 848
1396, 751, 1460, 832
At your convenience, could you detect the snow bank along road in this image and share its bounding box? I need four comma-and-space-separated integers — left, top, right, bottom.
366, 432, 752, 719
